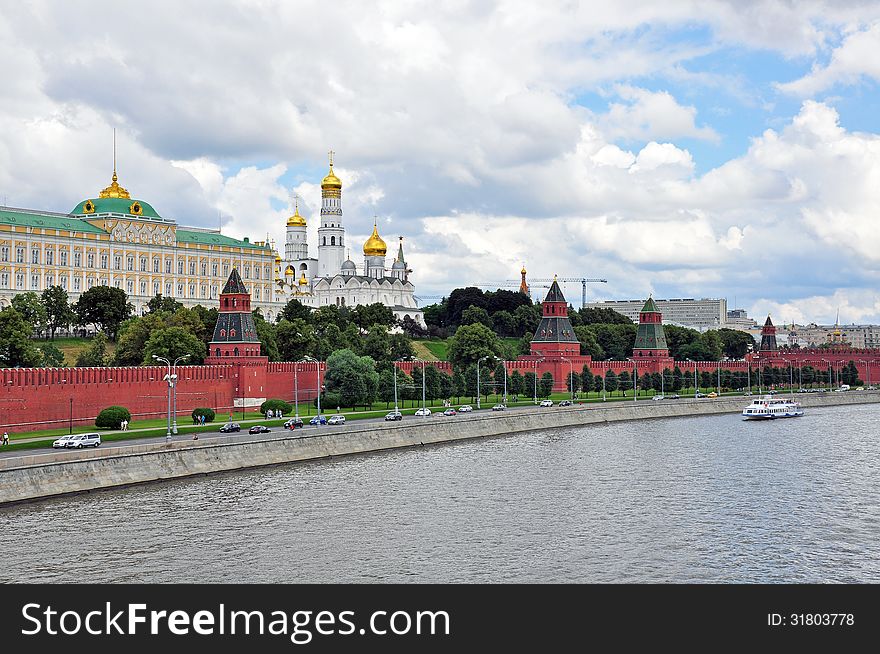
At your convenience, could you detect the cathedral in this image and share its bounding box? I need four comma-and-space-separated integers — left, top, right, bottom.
273, 153, 424, 326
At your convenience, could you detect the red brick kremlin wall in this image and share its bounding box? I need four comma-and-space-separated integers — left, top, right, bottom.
0, 361, 324, 432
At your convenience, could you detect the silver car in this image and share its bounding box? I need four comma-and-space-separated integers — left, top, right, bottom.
66, 433, 101, 449
52, 435, 76, 448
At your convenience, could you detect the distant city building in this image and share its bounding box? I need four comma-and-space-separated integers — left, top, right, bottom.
585, 297, 728, 331
725, 308, 758, 330
788, 323, 880, 349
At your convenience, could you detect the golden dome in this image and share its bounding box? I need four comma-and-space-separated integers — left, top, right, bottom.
298, 272, 309, 286
286, 200, 307, 226
284, 265, 295, 276
521, 266, 527, 275
274, 254, 282, 263
363, 222, 387, 257
321, 165, 342, 190
98, 170, 131, 199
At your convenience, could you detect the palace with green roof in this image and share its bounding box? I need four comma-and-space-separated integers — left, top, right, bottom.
0, 167, 278, 318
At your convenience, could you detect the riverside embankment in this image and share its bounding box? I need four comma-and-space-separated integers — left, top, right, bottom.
2, 391, 878, 505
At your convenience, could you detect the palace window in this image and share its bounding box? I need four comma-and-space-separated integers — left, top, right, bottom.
114, 255, 121, 270
127, 281, 134, 294
47, 250, 55, 265
74, 252, 82, 267
255, 287, 261, 300
201, 262, 207, 276
0, 246, 8, 262
60, 251, 68, 266
15, 273, 24, 289
265, 266, 270, 278
0, 273, 7, 288
101, 278, 108, 287
211, 263, 218, 276
140, 281, 147, 295
87, 253, 94, 268
165, 283, 172, 296
73, 277, 81, 291
223, 264, 229, 276
140, 257, 147, 272
60, 276, 67, 290
153, 258, 160, 273
200, 285, 207, 298
211, 285, 218, 298
244, 264, 250, 279
100, 254, 107, 269
176, 284, 184, 297
153, 282, 160, 295
16, 247, 24, 263
178, 260, 184, 274
46, 274, 54, 287
87, 277, 95, 289
189, 283, 195, 297
114, 279, 120, 288
126, 256, 134, 271
189, 262, 195, 275
166, 259, 172, 274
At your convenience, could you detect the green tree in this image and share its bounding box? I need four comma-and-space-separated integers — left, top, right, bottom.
190, 304, 219, 348
425, 365, 444, 403
566, 371, 581, 394
75, 286, 133, 340
491, 310, 517, 337
452, 371, 466, 401
717, 328, 756, 359
37, 342, 66, 367
324, 349, 379, 408
446, 287, 488, 326
523, 371, 537, 399
252, 311, 280, 361
604, 370, 619, 396
75, 332, 110, 367
574, 326, 605, 359
538, 372, 553, 398
142, 327, 206, 365
448, 323, 503, 371
0, 307, 43, 367
351, 303, 396, 330
377, 369, 397, 407
41, 285, 75, 339
617, 370, 630, 396
514, 304, 541, 336
580, 365, 593, 394
510, 369, 524, 395
360, 324, 392, 367
577, 307, 632, 324
146, 294, 183, 314
11, 291, 48, 336
593, 372, 604, 394
276, 318, 315, 362
114, 313, 167, 366
280, 297, 312, 324
460, 305, 492, 328
672, 366, 683, 391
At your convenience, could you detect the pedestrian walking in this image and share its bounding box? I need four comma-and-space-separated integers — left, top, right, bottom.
2, 431, 8, 446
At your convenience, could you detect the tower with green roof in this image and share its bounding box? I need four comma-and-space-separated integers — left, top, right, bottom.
632, 296, 671, 359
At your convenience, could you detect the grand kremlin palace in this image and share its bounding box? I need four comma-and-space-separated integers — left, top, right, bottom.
0, 155, 424, 325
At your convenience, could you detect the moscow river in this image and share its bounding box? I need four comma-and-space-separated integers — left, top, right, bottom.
2, 403, 879, 583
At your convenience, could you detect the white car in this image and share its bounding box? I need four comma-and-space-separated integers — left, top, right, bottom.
414, 408, 432, 417
492, 404, 506, 411
539, 399, 553, 407
458, 405, 473, 412
65, 433, 101, 449
652, 395, 665, 401
327, 414, 346, 425
52, 435, 76, 448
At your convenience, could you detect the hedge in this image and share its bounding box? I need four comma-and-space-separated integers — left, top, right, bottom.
95, 406, 132, 429
191, 407, 216, 423
259, 399, 292, 415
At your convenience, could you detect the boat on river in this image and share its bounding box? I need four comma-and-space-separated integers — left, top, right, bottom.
742, 395, 804, 420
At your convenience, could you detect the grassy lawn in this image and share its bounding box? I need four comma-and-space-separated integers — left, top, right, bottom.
419, 339, 448, 361
35, 336, 117, 367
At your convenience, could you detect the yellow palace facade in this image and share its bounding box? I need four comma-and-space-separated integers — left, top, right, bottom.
0, 169, 278, 318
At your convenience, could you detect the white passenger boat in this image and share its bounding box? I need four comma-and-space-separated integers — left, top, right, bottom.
741, 395, 804, 420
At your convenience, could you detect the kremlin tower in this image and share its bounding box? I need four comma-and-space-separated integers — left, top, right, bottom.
530, 278, 580, 358
205, 268, 263, 362
631, 297, 674, 371
317, 150, 345, 278
759, 315, 778, 351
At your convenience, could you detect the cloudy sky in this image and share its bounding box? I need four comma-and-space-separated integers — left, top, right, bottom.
2, 0, 879, 324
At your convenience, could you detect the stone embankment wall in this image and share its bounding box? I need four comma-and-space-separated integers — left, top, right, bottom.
2, 391, 878, 505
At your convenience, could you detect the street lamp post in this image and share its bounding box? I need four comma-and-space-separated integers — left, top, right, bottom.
626, 358, 637, 401
858, 359, 870, 388
560, 356, 573, 401
69, 397, 73, 435
152, 355, 175, 442
170, 355, 189, 434
820, 358, 831, 390
502, 359, 508, 405
601, 369, 606, 401
754, 355, 761, 394
532, 356, 545, 404
476, 356, 489, 409
717, 361, 721, 396
301, 355, 322, 422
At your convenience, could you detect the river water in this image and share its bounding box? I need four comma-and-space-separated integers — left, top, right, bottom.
2, 403, 879, 583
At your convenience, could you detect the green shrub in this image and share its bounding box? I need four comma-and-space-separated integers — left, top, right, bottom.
315, 392, 341, 410
191, 407, 216, 423
95, 405, 132, 429
259, 398, 292, 415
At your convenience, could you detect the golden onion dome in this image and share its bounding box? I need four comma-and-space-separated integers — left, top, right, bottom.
321, 165, 342, 190
286, 200, 307, 227
363, 222, 387, 257
284, 265, 295, 276
298, 272, 309, 286
274, 254, 282, 264
521, 266, 527, 275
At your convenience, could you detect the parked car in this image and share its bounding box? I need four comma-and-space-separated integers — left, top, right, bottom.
310, 415, 328, 425
652, 395, 665, 401
838, 384, 851, 391
539, 399, 554, 407
458, 405, 473, 413
767, 390, 778, 395
492, 404, 506, 411
867, 386, 877, 390
284, 417, 304, 430
328, 414, 346, 425
668, 394, 681, 400
219, 423, 241, 433
66, 433, 101, 448
743, 391, 754, 396
248, 425, 271, 434
695, 392, 706, 398
442, 408, 457, 416
559, 400, 573, 407
414, 407, 432, 417
707, 392, 718, 398
52, 435, 76, 449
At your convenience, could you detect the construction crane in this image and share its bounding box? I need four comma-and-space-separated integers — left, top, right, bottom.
515, 277, 608, 309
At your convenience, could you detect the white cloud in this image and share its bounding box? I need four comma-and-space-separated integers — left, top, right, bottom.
777, 22, 880, 96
